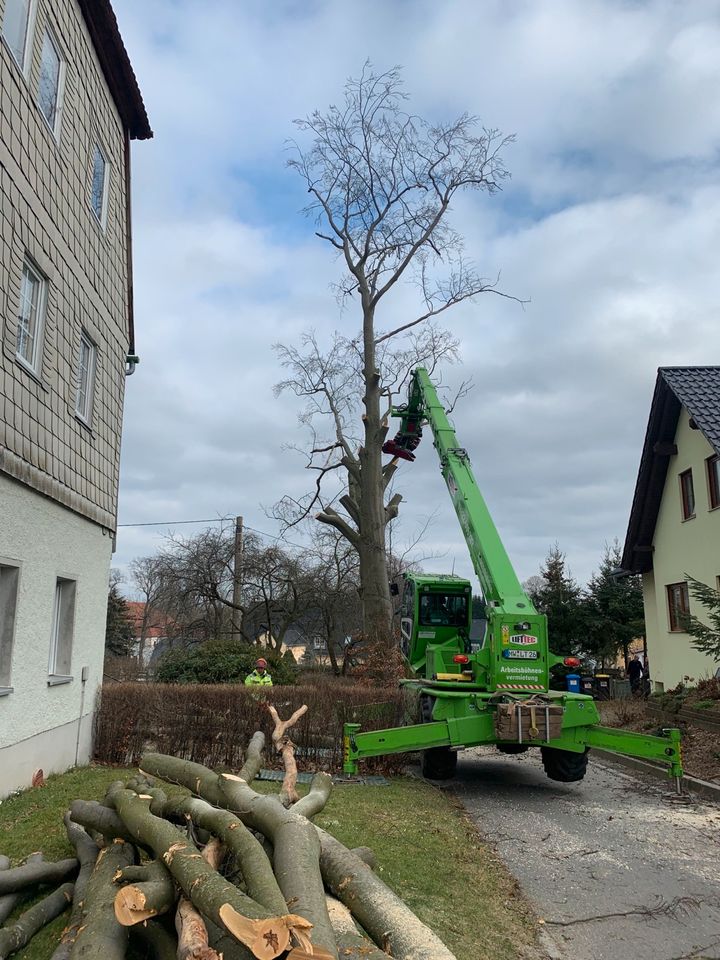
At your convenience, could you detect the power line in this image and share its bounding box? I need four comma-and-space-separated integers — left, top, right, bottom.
117, 517, 232, 528
116, 517, 308, 549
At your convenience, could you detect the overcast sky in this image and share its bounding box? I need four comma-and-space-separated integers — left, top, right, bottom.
112, 0, 720, 594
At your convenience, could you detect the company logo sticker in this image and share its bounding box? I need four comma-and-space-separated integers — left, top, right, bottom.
501, 625, 510, 645
510, 634, 538, 646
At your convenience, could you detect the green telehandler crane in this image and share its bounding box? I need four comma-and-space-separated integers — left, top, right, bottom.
343, 367, 684, 789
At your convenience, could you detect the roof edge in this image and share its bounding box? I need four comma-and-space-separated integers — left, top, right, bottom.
77, 0, 152, 140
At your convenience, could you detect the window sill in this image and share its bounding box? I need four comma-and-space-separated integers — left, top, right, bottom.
47, 675, 73, 686
14, 355, 48, 391
37, 107, 62, 147
0, 686, 13, 697
74, 414, 94, 435
89, 206, 108, 237
680, 514, 696, 523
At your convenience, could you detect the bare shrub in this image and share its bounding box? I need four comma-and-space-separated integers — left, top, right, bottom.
95, 680, 409, 774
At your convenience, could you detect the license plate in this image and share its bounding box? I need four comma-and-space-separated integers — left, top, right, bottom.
502, 649, 539, 660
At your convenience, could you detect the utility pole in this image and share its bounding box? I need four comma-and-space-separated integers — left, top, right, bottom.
232, 515, 243, 642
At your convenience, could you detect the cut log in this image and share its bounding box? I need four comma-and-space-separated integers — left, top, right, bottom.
238, 731, 265, 785
0, 858, 77, 895
324, 896, 387, 958
0, 883, 74, 960
69, 840, 135, 960
0, 854, 44, 924
70, 800, 135, 844
317, 828, 457, 960
292, 772, 332, 820
50, 814, 101, 960
175, 835, 222, 960
267, 704, 307, 807
205, 918, 255, 960
218, 904, 311, 959
113, 860, 176, 926
349, 846, 377, 871
107, 785, 311, 960
146, 789, 287, 915
130, 919, 178, 960
176, 896, 219, 960
141, 753, 338, 960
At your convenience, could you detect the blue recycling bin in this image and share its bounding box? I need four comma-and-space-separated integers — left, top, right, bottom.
566, 674, 581, 694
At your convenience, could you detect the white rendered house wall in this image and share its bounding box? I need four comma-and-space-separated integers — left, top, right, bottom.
0, 473, 112, 796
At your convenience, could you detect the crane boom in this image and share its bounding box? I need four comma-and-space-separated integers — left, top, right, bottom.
388, 367, 536, 615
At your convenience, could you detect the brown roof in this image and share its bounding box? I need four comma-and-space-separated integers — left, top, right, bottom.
77, 0, 152, 140
126, 601, 172, 638
620, 366, 720, 575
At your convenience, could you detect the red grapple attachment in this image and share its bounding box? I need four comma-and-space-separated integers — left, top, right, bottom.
382, 418, 423, 461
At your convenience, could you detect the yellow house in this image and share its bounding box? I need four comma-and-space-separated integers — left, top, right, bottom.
621, 367, 720, 692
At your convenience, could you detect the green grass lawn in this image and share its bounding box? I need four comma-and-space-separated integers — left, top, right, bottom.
0, 765, 538, 960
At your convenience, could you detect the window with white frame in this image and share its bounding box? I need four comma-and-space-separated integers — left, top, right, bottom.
75, 330, 96, 423
38, 28, 63, 133
16, 257, 46, 374
90, 143, 109, 224
2, 0, 33, 70
0, 563, 20, 691
49, 577, 76, 678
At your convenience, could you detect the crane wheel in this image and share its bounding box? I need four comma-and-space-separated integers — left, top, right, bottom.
419, 694, 458, 780
540, 746, 590, 782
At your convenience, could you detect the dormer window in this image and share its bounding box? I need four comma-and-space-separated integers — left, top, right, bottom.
679, 469, 695, 520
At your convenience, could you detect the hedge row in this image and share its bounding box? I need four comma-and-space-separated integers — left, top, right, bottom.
94, 681, 414, 774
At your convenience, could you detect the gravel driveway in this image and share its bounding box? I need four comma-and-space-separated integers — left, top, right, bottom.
448, 747, 720, 960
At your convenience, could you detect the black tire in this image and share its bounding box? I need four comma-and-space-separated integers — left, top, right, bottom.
540, 746, 590, 783
496, 743, 530, 755
419, 694, 458, 780
421, 746, 458, 780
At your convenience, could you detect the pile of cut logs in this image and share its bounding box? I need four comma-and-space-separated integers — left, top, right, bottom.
0, 705, 456, 960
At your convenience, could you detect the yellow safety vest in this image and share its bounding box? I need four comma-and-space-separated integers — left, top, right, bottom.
244, 670, 272, 686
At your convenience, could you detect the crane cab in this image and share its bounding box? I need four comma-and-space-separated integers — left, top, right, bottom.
399, 573, 474, 679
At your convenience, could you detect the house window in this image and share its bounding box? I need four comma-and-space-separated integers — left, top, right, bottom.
0, 563, 20, 691
75, 330, 96, 423
679, 469, 695, 520
666, 582, 689, 632
38, 29, 63, 133
49, 577, 76, 679
90, 143, 109, 225
2, 0, 33, 69
708, 455, 720, 510
16, 258, 46, 374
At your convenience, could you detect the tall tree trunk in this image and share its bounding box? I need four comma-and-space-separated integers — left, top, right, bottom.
359, 306, 393, 644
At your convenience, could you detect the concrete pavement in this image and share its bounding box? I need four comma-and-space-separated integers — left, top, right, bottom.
447, 747, 720, 960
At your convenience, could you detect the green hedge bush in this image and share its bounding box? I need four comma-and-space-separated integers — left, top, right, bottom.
154, 640, 299, 686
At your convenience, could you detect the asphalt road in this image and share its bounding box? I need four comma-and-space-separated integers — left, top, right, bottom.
447, 747, 720, 960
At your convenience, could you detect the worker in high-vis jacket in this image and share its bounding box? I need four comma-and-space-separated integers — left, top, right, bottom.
244, 657, 273, 686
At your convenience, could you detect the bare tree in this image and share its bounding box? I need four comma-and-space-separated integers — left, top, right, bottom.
301, 530, 363, 674
130, 526, 316, 652
128, 556, 170, 665
278, 63, 514, 642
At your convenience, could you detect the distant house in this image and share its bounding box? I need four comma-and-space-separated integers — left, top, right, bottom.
126, 602, 171, 666
620, 367, 720, 691
0, 0, 151, 795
